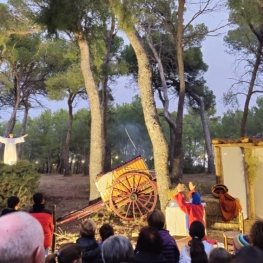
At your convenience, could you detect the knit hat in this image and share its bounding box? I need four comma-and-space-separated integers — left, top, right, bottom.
233, 234, 250, 254
192, 192, 201, 205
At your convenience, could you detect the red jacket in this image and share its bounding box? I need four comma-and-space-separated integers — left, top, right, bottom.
173, 189, 205, 228
29, 204, 54, 248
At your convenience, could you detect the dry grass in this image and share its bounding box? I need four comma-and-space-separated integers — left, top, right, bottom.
37, 173, 224, 248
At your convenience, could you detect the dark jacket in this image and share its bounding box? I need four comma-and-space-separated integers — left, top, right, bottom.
133, 251, 167, 263
0, 208, 17, 216
29, 204, 53, 248
76, 236, 103, 263
159, 229, 179, 263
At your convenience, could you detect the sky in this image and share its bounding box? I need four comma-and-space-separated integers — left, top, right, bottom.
1, 1, 246, 120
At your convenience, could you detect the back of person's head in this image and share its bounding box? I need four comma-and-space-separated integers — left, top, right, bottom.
7, 196, 20, 209
192, 192, 201, 205
45, 243, 82, 263
208, 248, 231, 263
33, 192, 44, 205
0, 211, 45, 263
80, 218, 96, 237
188, 221, 208, 263
135, 226, 163, 254
99, 223, 114, 242
147, 209, 165, 230
231, 246, 263, 263
250, 220, 263, 251
102, 235, 134, 263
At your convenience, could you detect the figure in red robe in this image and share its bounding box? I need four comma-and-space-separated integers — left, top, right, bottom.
173, 182, 205, 228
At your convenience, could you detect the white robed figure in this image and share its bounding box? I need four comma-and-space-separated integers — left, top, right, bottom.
0, 133, 28, 165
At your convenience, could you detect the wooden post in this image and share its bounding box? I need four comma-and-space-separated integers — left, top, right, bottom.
214, 146, 224, 184
243, 148, 256, 220
52, 205, 57, 253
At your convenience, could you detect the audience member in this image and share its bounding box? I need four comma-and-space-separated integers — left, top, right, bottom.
0, 195, 20, 216
250, 220, 263, 252
102, 235, 134, 263
147, 209, 179, 263
134, 226, 167, 263
45, 243, 82, 263
174, 182, 205, 228
179, 220, 213, 263
208, 247, 231, 263
231, 246, 263, 263
99, 223, 114, 247
29, 192, 54, 257
0, 211, 45, 263
233, 234, 250, 254
76, 218, 103, 263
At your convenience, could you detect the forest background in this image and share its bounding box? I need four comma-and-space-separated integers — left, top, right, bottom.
1, 0, 263, 209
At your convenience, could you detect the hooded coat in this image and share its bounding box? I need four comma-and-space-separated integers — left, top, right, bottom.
76, 236, 103, 263
158, 229, 179, 263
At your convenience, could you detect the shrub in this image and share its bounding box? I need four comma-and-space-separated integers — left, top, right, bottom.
0, 160, 40, 208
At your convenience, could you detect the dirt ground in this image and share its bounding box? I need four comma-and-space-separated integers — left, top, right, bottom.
38, 173, 224, 250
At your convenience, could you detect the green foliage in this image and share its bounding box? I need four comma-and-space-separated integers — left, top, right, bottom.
0, 160, 40, 208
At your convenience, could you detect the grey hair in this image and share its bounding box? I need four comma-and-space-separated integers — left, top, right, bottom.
0, 211, 44, 263
102, 235, 134, 263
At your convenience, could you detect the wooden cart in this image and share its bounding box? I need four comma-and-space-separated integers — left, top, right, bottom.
56, 156, 158, 224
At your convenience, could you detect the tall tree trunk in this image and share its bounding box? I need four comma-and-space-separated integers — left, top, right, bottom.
146, 31, 176, 174
171, 0, 186, 183
17, 102, 29, 159
198, 99, 214, 174
64, 93, 75, 176
240, 42, 262, 137
4, 74, 21, 136
145, 32, 177, 135
169, 126, 175, 172
75, 32, 104, 200
102, 14, 116, 173
189, 92, 215, 174
109, 2, 170, 210
127, 31, 170, 210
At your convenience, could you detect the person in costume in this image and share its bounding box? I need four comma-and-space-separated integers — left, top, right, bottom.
174, 182, 205, 228
0, 133, 28, 165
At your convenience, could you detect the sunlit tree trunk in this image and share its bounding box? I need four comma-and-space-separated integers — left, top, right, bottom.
109, 1, 170, 209
75, 32, 104, 200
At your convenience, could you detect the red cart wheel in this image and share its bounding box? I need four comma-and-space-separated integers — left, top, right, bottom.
109, 172, 158, 220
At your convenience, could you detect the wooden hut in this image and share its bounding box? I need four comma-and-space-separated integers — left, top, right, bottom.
212, 137, 263, 222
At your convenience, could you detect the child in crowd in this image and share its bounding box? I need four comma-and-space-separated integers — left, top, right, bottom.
174, 182, 205, 228
179, 220, 213, 263
0, 196, 20, 216
99, 223, 114, 247
233, 234, 250, 254
250, 220, 263, 252
76, 219, 103, 263
208, 247, 231, 263
147, 209, 179, 263
45, 243, 82, 263
29, 192, 54, 257
231, 246, 263, 263
134, 226, 167, 263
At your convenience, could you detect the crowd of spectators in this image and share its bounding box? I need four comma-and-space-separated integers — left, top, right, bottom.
1, 194, 263, 263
